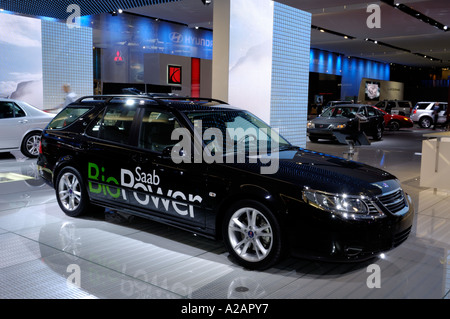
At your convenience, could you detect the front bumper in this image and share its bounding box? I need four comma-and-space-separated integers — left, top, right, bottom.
284, 195, 414, 262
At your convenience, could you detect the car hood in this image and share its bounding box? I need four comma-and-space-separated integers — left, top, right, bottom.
244, 147, 397, 196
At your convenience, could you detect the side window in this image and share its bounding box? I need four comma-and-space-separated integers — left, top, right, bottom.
357, 107, 367, 116
48, 106, 92, 129
13, 104, 26, 117
367, 107, 376, 116
87, 104, 136, 144
138, 109, 181, 153
0, 102, 15, 119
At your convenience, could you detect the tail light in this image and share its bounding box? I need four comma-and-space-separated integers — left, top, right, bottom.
413, 109, 417, 114
39, 141, 42, 154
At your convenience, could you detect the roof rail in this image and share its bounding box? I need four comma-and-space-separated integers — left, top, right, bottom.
74, 95, 167, 105
75, 95, 228, 106
154, 97, 229, 105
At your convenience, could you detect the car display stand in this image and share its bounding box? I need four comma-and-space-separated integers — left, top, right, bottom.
420, 132, 450, 190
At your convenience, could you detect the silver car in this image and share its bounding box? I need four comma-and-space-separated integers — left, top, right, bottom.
0, 99, 54, 157
410, 102, 448, 128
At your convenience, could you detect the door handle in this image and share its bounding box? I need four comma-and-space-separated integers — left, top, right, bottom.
18, 119, 28, 124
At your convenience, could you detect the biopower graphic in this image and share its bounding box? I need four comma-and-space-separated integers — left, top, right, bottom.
88, 162, 203, 219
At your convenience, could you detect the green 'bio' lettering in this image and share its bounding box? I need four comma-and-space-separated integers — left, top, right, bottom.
88, 162, 120, 198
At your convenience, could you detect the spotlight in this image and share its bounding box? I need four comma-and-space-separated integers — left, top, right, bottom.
202, 0, 212, 5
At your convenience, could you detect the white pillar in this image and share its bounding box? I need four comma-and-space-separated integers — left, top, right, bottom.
212, 0, 311, 147
212, 0, 274, 124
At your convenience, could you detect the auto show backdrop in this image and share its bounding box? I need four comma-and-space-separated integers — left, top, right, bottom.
0, 13, 43, 107
0, 11, 93, 110
309, 48, 391, 102
358, 78, 404, 103
87, 12, 213, 97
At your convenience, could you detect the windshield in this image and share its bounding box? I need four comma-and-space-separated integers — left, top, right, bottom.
321, 106, 363, 119
183, 110, 291, 155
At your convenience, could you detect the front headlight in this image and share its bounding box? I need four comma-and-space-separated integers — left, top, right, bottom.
302, 188, 377, 219
334, 124, 346, 130
307, 121, 315, 129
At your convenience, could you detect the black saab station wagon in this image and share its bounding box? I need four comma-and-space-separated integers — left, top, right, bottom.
37, 96, 414, 270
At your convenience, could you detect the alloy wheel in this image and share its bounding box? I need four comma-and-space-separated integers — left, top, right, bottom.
227, 207, 274, 263
58, 172, 82, 212
25, 134, 41, 156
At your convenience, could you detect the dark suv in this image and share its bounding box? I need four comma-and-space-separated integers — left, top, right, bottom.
37, 95, 414, 270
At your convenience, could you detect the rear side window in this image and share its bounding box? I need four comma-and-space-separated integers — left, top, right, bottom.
47, 106, 92, 129
87, 104, 136, 144
415, 103, 432, 110
0, 102, 25, 118
397, 101, 411, 108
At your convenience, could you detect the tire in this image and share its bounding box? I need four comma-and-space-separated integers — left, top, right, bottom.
21, 132, 41, 158
309, 136, 319, 143
388, 120, 400, 131
372, 124, 384, 141
222, 200, 283, 270
419, 117, 432, 129
55, 166, 93, 217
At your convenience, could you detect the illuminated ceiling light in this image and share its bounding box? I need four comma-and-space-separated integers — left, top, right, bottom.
118, 9, 123, 14
320, 29, 325, 32
202, 0, 212, 5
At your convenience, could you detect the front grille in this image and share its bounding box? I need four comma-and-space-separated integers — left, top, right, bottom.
365, 188, 409, 217
378, 189, 407, 214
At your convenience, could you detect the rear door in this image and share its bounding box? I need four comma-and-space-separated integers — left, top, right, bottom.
83, 102, 140, 208
438, 103, 448, 124
364, 106, 383, 134
0, 101, 27, 150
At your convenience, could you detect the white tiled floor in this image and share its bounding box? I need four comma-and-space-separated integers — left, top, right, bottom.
0, 128, 449, 299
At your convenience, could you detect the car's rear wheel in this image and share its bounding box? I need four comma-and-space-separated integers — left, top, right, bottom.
56, 166, 94, 217
21, 132, 41, 158
419, 117, 432, 128
223, 200, 283, 270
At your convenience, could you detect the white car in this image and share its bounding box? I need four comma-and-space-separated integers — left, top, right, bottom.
410, 102, 448, 128
0, 99, 54, 158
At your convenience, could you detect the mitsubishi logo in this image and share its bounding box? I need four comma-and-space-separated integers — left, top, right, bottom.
170, 32, 183, 43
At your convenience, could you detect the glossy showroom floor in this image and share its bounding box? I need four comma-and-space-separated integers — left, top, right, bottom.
0, 127, 449, 299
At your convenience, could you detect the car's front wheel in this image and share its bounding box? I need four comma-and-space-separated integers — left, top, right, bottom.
388, 120, 400, 131
223, 200, 283, 270
372, 123, 384, 140
56, 166, 94, 217
21, 131, 41, 158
